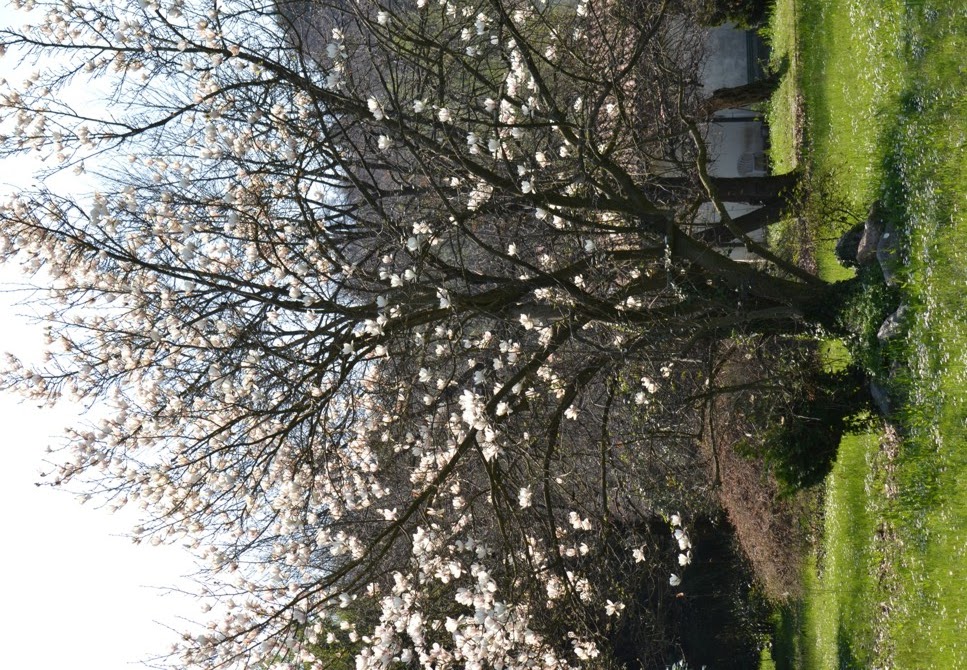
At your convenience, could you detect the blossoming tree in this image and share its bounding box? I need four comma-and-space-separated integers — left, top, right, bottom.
1, 0, 849, 666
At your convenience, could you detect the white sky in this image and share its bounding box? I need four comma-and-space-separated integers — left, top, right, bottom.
0, 5, 201, 668
0, 359, 199, 670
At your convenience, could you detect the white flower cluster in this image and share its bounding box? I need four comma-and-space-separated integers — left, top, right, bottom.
668, 514, 692, 587
352, 541, 580, 670
0, 0, 702, 668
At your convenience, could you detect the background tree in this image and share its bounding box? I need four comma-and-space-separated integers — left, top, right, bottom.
1, 0, 848, 667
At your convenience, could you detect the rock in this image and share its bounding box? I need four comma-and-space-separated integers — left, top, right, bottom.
876, 219, 901, 285
877, 305, 907, 343
835, 221, 865, 268
869, 380, 892, 416
856, 201, 884, 265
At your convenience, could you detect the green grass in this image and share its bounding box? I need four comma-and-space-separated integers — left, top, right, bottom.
798, 0, 907, 208
799, 0, 906, 279
764, 0, 967, 667
759, 646, 779, 670
761, 0, 809, 270
883, 4, 967, 664
801, 431, 884, 668
763, 0, 800, 174
762, 0, 860, 281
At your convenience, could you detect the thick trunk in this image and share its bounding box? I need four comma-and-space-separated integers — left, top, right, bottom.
699, 75, 782, 117
707, 173, 799, 205
694, 202, 785, 246
666, 230, 858, 335
650, 172, 800, 206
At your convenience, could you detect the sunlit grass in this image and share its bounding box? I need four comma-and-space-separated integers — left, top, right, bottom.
802, 431, 883, 668
884, 4, 967, 663
758, 646, 778, 670
797, 0, 907, 280
798, 0, 907, 208
763, 0, 858, 281
763, 0, 799, 173
765, 0, 966, 667
760, 0, 803, 286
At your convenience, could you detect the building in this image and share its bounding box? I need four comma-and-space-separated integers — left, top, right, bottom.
697, 24, 773, 261
701, 24, 771, 178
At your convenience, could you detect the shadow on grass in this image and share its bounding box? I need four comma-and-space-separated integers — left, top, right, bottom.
768, 601, 804, 670
836, 622, 863, 670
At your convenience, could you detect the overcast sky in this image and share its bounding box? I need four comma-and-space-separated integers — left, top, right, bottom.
0, 5, 201, 668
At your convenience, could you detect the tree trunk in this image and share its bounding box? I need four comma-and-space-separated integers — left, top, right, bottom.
650, 172, 800, 206
693, 202, 786, 246
707, 173, 799, 205
699, 75, 782, 118
666, 230, 859, 335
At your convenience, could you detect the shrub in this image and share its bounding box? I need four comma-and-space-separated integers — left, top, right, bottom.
698, 0, 772, 28
762, 366, 874, 491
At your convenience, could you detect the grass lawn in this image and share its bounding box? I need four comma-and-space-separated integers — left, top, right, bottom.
802, 431, 884, 668
884, 3, 967, 662
763, 0, 966, 667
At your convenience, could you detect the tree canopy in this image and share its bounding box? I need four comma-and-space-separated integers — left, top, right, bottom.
0, 0, 841, 667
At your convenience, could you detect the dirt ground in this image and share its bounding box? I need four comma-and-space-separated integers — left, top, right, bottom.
703, 340, 818, 601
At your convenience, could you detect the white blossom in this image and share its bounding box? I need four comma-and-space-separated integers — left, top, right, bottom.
605, 600, 625, 617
